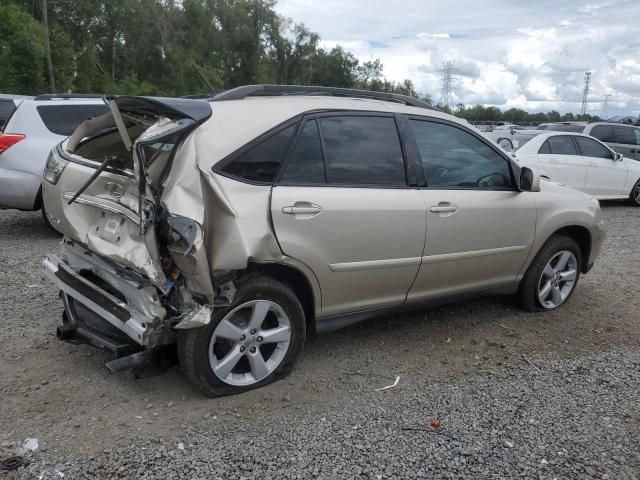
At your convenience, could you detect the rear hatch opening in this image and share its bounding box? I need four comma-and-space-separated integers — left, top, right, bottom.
44, 96, 215, 343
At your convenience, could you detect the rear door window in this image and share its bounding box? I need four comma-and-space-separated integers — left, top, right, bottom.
590, 125, 615, 143
36, 104, 110, 136
546, 135, 578, 155
574, 136, 613, 159
319, 116, 406, 186
612, 125, 636, 145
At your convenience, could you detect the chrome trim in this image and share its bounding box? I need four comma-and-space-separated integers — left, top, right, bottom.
329, 256, 422, 272
422, 245, 527, 265
62, 192, 140, 226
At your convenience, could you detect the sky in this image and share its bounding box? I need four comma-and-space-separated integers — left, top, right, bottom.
274, 0, 640, 116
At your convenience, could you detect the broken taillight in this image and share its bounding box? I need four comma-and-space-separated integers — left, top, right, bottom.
0, 134, 25, 154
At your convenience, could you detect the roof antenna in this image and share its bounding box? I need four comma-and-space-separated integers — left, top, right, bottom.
192, 63, 216, 96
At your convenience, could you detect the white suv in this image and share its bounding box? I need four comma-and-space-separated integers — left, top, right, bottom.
0, 95, 109, 224
41, 86, 606, 396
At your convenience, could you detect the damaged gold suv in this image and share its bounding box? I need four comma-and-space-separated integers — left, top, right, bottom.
42, 85, 605, 396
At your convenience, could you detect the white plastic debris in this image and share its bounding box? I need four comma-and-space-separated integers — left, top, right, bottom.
177, 442, 185, 451
375, 375, 400, 391
18, 438, 39, 455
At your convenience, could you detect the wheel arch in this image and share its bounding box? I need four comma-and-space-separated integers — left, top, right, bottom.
547, 225, 592, 273
245, 261, 319, 334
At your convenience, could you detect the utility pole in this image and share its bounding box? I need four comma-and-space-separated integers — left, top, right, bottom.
440, 61, 456, 109
602, 93, 611, 119
580, 72, 591, 117
41, 0, 55, 92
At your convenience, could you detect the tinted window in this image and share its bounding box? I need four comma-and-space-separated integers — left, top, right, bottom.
280, 120, 325, 184
320, 116, 406, 186
612, 125, 636, 145
574, 136, 612, 159
547, 135, 578, 155
410, 120, 512, 188
538, 141, 551, 154
635, 129, 640, 146
221, 125, 296, 183
0, 100, 16, 130
36, 104, 110, 136
590, 125, 615, 143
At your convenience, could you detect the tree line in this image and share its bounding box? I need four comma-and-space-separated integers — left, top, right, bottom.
0, 0, 427, 100
0, 0, 597, 124
452, 104, 601, 124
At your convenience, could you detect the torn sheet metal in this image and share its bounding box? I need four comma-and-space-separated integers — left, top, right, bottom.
174, 304, 213, 329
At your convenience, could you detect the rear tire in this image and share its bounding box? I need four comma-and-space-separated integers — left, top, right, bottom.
627, 179, 640, 206
178, 276, 306, 397
518, 235, 582, 312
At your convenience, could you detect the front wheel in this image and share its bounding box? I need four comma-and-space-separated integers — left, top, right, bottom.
518, 235, 582, 312
627, 179, 640, 206
178, 276, 306, 397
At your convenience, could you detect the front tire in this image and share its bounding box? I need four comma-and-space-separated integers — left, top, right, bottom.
518, 235, 582, 312
627, 179, 640, 206
178, 276, 306, 397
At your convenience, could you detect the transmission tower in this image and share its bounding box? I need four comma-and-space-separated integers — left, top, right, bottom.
440, 61, 456, 108
580, 72, 591, 116
602, 93, 611, 119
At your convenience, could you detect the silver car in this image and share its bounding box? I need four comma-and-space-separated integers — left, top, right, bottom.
0, 94, 109, 224
41, 86, 606, 396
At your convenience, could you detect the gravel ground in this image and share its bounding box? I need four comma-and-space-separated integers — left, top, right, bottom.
1, 203, 639, 479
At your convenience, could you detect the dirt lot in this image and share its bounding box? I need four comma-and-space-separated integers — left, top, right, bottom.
1, 203, 639, 479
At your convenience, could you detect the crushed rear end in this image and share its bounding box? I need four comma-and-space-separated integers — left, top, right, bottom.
42, 96, 219, 372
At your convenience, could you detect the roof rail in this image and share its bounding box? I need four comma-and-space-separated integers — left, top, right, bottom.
211, 84, 437, 110
33, 93, 105, 101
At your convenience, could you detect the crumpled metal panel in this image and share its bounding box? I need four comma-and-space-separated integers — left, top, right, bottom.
161, 131, 283, 273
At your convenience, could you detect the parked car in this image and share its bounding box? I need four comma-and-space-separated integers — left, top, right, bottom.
538, 122, 640, 161
512, 132, 640, 205
0, 94, 109, 224
42, 86, 605, 396
536, 122, 587, 132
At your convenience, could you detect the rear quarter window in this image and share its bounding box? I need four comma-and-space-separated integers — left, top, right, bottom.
0, 100, 16, 130
218, 124, 297, 183
36, 104, 110, 136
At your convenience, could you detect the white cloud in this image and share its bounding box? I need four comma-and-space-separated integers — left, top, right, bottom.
275, 0, 640, 116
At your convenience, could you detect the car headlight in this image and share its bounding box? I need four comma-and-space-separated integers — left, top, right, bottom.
43, 148, 69, 185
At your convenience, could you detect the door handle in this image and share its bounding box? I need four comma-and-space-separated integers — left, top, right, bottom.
282, 203, 322, 215
430, 202, 458, 214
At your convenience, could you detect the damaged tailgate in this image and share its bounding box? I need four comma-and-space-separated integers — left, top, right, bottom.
42, 96, 213, 297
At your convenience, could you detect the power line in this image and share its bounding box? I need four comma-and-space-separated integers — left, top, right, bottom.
440, 61, 456, 108
580, 71, 591, 116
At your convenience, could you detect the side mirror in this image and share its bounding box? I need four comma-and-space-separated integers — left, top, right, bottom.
519, 167, 540, 192
614, 152, 623, 162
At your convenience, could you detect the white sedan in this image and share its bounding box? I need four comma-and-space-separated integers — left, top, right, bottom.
511, 132, 640, 206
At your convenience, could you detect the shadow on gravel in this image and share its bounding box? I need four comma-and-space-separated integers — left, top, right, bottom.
0, 210, 60, 241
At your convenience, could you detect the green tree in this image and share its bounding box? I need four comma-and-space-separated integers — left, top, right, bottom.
0, 4, 47, 94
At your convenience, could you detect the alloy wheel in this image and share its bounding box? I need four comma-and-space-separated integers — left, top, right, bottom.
634, 181, 640, 204
208, 300, 292, 386
537, 250, 578, 309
